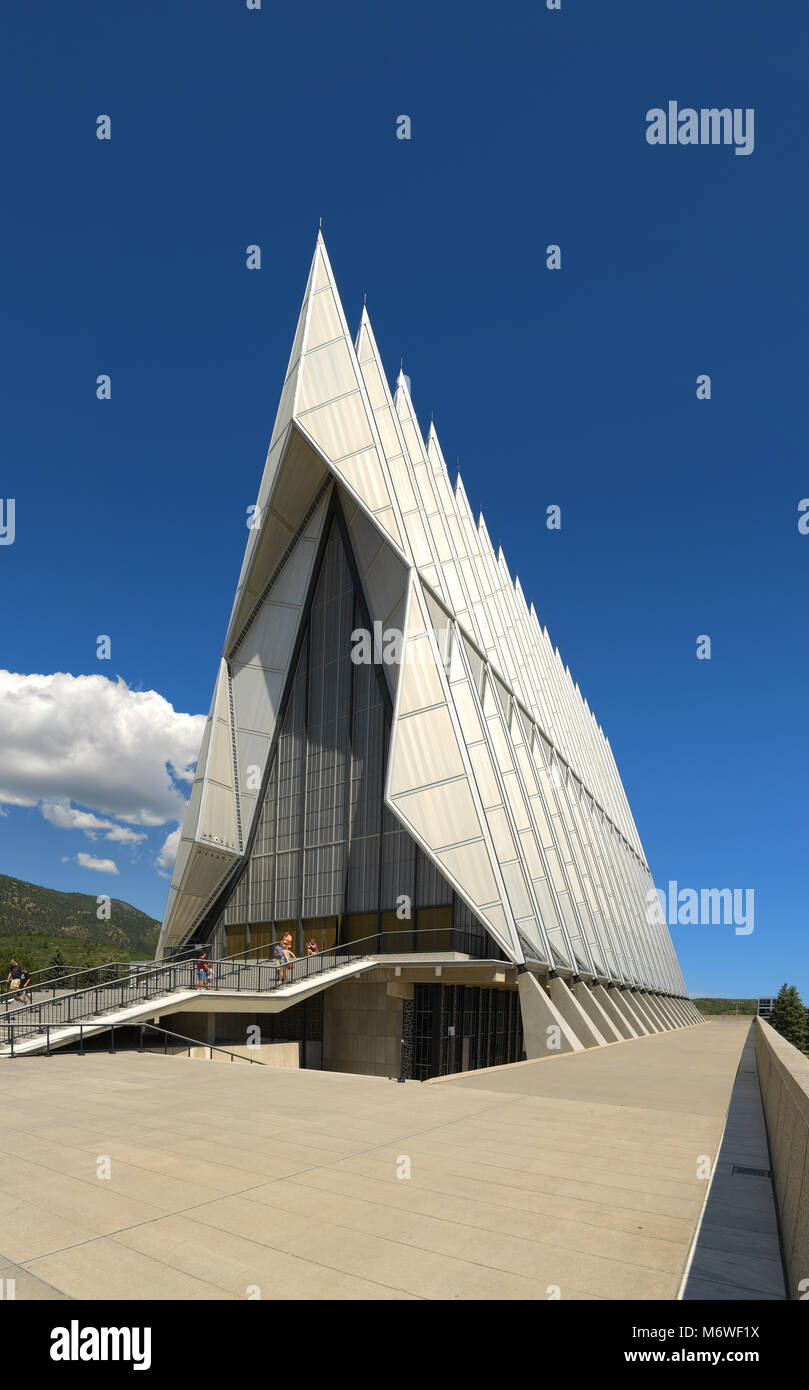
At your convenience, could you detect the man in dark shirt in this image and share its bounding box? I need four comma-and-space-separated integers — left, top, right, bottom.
17, 965, 31, 1005
6, 960, 23, 997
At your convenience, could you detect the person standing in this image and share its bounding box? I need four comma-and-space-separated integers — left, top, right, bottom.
17, 964, 31, 1005
273, 939, 288, 984
281, 932, 297, 977
5, 960, 23, 998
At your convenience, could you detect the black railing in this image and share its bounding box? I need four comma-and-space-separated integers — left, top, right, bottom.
0, 949, 200, 1015
6, 1019, 266, 1063
217, 924, 501, 966
0, 948, 371, 1052
134, 1021, 266, 1064
0, 926, 509, 1054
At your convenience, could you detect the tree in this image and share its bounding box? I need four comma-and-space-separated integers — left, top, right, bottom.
45, 950, 70, 984
767, 982, 808, 1052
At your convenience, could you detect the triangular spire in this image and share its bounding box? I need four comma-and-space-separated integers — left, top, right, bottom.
260, 233, 408, 565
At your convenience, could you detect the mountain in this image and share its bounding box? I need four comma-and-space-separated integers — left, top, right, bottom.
693, 998, 757, 1016
0, 873, 159, 974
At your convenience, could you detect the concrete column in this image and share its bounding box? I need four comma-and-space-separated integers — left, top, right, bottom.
654, 997, 680, 1027
548, 976, 607, 1049
663, 997, 687, 1027
628, 990, 661, 1033
517, 971, 585, 1056
643, 993, 674, 1030
573, 981, 622, 1042
617, 988, 652, 1036
673, 998, 695, 1026
687, 1001, 704, 1025
592, 983, 638, 1039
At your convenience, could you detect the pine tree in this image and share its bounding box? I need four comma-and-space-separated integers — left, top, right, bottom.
767, 982, 808, 1052
45, 950, 70, 984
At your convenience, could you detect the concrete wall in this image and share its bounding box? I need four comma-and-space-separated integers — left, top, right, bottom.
159, 1011, 214, 1044
754, 1017, 809, 1299
323, 979, 402, 1077
183, 1041, 301, 1067
161, 1010, 300, 1047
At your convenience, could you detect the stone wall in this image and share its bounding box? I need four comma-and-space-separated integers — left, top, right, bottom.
323, 979, 402, 1077
754, 1016, 809, 1299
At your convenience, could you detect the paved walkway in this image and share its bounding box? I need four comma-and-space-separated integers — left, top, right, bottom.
0, 1019, 757, 1300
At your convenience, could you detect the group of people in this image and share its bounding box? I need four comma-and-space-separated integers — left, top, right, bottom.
272, 932, 321, 982
195, 952, 213, 989
195, 935, 321, 990
4, 959, 31, 1004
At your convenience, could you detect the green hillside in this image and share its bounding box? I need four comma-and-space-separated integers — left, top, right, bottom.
0, 874, 159, 975
693, 997, 758, 1016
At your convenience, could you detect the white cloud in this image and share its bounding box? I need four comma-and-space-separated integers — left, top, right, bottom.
105, 824, 148, 845
0, 671, 204, 828
41, 802, 111, 833
40, 800, 147, 844
157, 826, 181, 871
77, 852, 119, 875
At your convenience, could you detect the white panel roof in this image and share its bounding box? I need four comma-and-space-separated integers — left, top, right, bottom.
156, 234, 688, 995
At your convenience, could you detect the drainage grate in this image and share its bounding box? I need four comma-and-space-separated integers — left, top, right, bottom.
732, 1164, 771, 1178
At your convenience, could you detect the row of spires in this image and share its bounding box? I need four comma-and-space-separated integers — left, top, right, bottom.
280, 233, 645, 864
383, 321, 644, 865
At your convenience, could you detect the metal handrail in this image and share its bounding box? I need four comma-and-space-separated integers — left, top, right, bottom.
5, 1019, 267, 1063
0, 948, 372, 1051
0, 948, 200, 1013
0, 925, 506, 1052
134, 1021, 266, 1065
206, 924, 501, 966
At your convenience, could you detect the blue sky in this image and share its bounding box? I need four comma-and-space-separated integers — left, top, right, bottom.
1, 0, 806, 998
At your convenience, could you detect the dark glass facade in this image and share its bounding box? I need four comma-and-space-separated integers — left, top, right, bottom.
207, 503, 504, 963
412, 983, 525, 1080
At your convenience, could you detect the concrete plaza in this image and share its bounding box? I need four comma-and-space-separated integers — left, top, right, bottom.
0, 1018, 761, 1300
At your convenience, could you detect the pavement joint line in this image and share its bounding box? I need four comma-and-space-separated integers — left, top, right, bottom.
0, 1030, 750, 1300
101, 1229, 427, 1302
0, 1091, 538, 1272
0, 1127, 379, 1190
20, 1215, 427, 1303
326, 1163, 703, 1222
293, 1168, 695, 1233
388, 1134, 703, 1190
349, 1140, 706, 1202
273, 1172, 691, 1261
3, 1110, 698, 1281
0, 1095, 715, 1231
173, 1201, 607, 1297
21, 1237, 243, 1303
0, 1246, 75, 1300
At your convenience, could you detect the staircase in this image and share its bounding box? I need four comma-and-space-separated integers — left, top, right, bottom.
0, 950, 375, 1057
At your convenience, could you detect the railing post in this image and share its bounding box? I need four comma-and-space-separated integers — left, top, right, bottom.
46, 1025, 51, 1057
108, 1025, 116, 1055
79, 1025, 85, 1057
